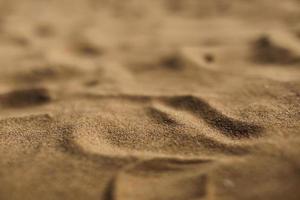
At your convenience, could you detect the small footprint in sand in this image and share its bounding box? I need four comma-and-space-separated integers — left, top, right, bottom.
67, 94, 260, 161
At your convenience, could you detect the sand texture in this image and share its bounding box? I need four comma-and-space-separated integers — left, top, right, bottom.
0, 0, 300, 199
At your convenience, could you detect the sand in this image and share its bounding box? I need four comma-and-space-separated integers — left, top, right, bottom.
0, 0, 300, 199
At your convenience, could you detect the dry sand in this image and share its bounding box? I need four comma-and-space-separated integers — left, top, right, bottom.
0, 0, 300, 199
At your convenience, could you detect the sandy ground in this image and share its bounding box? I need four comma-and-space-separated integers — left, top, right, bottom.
0, 0, 300, 199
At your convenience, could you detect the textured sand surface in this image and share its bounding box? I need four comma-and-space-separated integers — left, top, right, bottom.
0, 0, 300, 199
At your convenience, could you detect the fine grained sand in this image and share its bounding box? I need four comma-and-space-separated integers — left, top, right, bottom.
0, 0, 300, 199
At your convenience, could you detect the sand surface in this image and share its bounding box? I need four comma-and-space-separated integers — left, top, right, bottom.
0, 0, 300, 199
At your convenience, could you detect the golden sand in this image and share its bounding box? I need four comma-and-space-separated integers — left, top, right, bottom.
0, 0, 300, 199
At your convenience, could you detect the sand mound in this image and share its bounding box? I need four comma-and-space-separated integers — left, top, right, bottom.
251, 35, 300, 65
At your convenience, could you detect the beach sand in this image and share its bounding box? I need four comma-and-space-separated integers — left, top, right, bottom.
0, 0, 300, 199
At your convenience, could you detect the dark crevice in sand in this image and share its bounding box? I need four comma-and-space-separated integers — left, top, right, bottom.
173, 132, 251, 155
251, 35, 300, 65
146, 106, 179, 126
84, 79, 99, 87
159, 54, 185, 70
162, 95, 263, 139
0, 88, 51, 108
193, 135, 250, 155
203, 53, 215, 63
102, 176, 116, 200
72, 40, 104, 57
